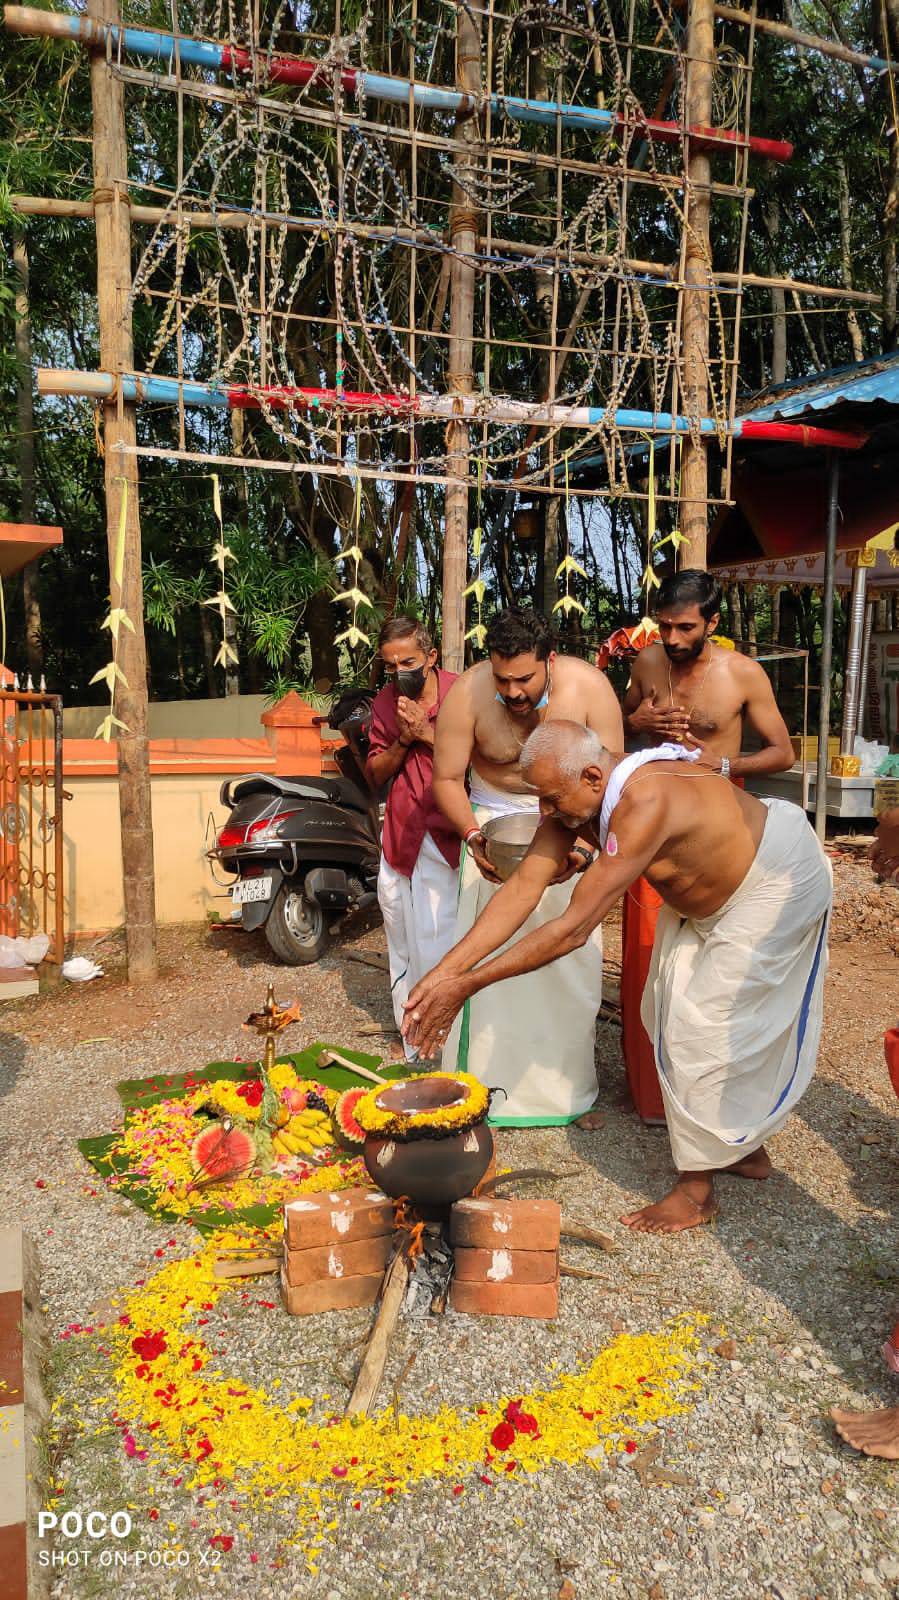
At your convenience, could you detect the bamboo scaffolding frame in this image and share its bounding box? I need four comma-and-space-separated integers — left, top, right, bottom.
9, 195, 879, 303
5, 0, 878, 549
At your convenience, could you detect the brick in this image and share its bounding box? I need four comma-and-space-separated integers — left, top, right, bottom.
450, 1197, 560, 1253
283, 1233, 393, 1287
449, 1277, 559, 1319
452, 1245, 558, 1285
280, 1267, 383, 1316
283, 1189, 394, 1250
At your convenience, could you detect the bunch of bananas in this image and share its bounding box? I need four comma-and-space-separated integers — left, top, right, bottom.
272, 1105, 334, 1160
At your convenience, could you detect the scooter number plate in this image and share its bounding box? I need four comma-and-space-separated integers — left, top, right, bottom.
233, 876, 273, 905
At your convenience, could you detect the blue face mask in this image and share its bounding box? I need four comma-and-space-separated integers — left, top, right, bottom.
495, 664, 552, 712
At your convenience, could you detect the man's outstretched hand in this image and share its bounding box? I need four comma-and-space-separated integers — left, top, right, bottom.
403, 970, 471, 1058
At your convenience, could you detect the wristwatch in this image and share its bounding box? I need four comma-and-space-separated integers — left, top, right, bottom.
572, 845, 594, 866
720, 755, 731, 779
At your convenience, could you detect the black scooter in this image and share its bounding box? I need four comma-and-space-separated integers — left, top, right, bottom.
210, 688, 381, 965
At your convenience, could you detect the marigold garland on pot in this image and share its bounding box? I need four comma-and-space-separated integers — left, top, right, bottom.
354, 1071, 489, 1140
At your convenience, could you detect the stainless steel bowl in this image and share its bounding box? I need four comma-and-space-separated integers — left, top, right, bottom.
482, 811, 540, 881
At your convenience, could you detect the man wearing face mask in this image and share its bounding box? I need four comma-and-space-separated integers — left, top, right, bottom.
365, 615, 460, 1058
431, 609, 622, 1125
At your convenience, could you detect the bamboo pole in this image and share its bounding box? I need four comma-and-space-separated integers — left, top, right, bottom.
714, 2, 896, 75
442, 0, 482, 674
89, 0, 157, 981
680, 0, 716, 569
814, 454, 840, 841
8, 195, 881, 304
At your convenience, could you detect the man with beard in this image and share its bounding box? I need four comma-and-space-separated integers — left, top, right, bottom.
624, 569, 794, 779
366, 615, 459, 1058
406, 721, 832, 1233
431, 609, 622, 1125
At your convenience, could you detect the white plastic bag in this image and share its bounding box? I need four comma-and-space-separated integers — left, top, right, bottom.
854, 737, 889, 778
0, 932, 49, 968
61, 956, 104, 983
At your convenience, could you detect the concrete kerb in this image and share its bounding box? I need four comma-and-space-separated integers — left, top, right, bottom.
0, 1226, 49, 1600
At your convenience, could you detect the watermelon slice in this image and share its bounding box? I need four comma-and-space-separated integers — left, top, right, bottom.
190, 1118, 257, 1185
333, 1088, 367, 1148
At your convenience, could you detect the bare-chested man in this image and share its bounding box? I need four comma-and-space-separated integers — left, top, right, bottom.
432, 609, 622, 1126
406, 721, 832, 1231
624, 569, 794, 779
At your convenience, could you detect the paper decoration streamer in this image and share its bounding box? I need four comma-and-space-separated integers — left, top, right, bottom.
205, 473, 238, 674
464, 458, 488, 651
334, 460, 374, 651
93, 476, 133, 742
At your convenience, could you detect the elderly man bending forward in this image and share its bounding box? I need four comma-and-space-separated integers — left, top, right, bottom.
405, 721, 832, 1233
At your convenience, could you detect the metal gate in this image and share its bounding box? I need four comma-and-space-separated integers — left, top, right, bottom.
0, 686, 65, 963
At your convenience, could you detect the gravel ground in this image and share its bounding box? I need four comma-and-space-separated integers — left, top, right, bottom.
0, 864, 896, 1600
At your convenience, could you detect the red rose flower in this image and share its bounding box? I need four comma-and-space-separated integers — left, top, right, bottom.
505, 1399, 538, 1435
131, 1331, 167, 1363
236, 1080, 264, 1107
490, 1421, 516, 1452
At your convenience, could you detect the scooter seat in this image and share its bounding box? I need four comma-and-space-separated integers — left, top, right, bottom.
222, 771, 370, 811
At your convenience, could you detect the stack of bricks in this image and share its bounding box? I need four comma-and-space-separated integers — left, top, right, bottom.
281, 1189, 395, 1315
448, 1197, 560, 1318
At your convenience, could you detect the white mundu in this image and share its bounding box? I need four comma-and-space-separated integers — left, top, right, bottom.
640, 794, 832, 1170
379, 832, 458, 1062
441, 769, 603, 1125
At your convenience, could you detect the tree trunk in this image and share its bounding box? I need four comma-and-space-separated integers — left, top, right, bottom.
13, 232, 42, 678
762, 199, 787, 384
740, 583, 757, 645
771, 585, 782, 696
679, 0, 715, 567
727, 582, 743, 641
882, 0, 899, 349
835, 158, 858, 346
306, 588, 341, 687
442, 1, 482, 672
199, 606, 219, 697
89, 0, 157, 981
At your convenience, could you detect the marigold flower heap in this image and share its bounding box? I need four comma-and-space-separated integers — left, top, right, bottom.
354, 1070, 489, 1141
107, 1232, 705, 1553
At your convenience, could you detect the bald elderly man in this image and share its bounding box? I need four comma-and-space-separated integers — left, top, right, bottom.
404, 720, 832, 1234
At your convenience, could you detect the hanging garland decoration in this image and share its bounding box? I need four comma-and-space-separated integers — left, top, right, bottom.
93, 477, 133, 742
205, 474, 239, 677
553, 454, 588, 621
333, 463, 374, 652
464, 457, 488, 651
631, 434, 685, 647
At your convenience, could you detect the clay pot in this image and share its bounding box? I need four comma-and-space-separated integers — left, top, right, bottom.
363, 1121, 494, 1210
360, 1075, 495, 1210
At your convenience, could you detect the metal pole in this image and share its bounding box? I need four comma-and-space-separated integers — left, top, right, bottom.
442, 0, 482, 673
89, 0, 158, 979
814, 453, 840, 840
839, 562, 868, 753
857, 598, 875, 741
679, 0, 715, 569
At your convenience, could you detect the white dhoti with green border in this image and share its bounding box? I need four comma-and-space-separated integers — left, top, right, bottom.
441, 774, 603, 1126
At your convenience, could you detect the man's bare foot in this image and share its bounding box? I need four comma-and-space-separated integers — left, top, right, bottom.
830, 1405, 899, 1460
621, 1176, 718, 1235
576, 1104, 605, 1131
722, 1146, 772, 1181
